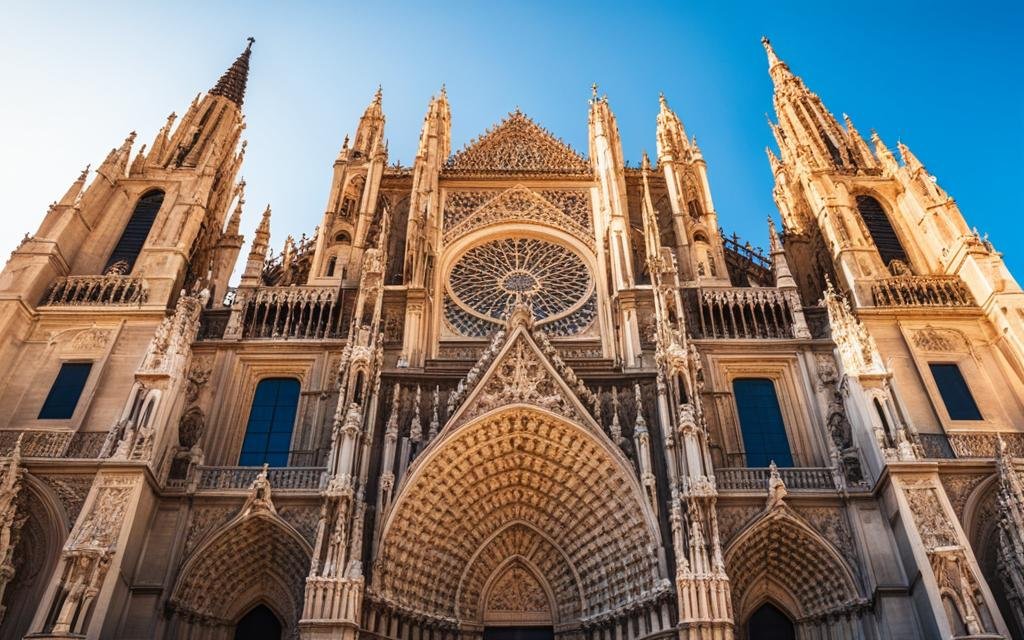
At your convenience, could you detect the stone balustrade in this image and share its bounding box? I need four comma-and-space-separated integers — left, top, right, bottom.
193, 465, 326, 491
41, 274, 148, 306
870, 275, 974, 307
687, 287, 800, 339
237, 286, 354, 340
716, 466, 837, 492
0, 430, 107, 458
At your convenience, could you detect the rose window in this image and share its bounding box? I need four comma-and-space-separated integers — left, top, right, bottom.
445, 237, 596, 337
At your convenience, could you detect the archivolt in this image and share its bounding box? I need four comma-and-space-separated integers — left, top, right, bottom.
171, 511, 311, 626
374, 407, 666, 623
726, 507, 861, 620
457, 522, 581, 623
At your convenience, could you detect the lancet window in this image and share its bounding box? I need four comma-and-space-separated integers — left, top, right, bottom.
239, 378, 300, 466
103, 189, 164, 274
733, 378, 793, 467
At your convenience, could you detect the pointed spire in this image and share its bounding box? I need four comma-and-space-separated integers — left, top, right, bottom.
897, 140, 925, 173
761, 36, 794, 84
768, 217, 797, 289
871, 130, 899, 173
59, 165, 90, 206
225, 179, 245, 236
210, 37, 255, 107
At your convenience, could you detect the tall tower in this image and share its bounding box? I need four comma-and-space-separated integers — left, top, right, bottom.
765, 36, 1017, 639
309, 87, 388, 285
655, 94, 729, 285
19, 40, 254, 639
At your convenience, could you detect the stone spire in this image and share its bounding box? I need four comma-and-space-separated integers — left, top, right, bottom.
763, 37, 863, 173
210, 37, 255, 107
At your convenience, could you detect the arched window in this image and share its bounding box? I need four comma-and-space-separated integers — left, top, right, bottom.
104, 190, 164, 274
240, 378, 300, 467
334, 231, 351, 244
746, 603, 795, 640
733, 378, 793, 467
234, 604, 282, 640
325, 256, 338, 277
855, 195, 908, 268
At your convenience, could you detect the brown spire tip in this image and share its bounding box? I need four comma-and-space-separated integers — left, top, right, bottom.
210, 38, 255, 107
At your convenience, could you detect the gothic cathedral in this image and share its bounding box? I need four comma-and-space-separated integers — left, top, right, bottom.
1, 37, 1023, 640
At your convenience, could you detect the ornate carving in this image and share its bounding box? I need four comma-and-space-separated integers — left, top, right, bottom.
911, 325, 966, 352
184, 506, 235, 554
904, 486, 958, 550
69, 327, 111, 352
0, 439, 25, 622
443, 186, 594, 250
485, 564, 550, 616
278, 506, 320, 546
453, 333, 589, 428
940, 473, 990, 523
444, 110, 590, 176
40, 474, 94, 525
67, 474, 139, 549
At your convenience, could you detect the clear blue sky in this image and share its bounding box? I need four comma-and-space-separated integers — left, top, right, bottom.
1, 1, 1021, 276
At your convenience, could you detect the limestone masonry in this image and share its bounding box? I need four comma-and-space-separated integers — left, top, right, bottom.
0, 37, 1022, 640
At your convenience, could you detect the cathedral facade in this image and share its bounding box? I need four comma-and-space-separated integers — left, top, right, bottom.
1, 37, 1023, 640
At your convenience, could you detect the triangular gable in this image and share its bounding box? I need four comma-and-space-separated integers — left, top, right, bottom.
443, 185, 594, 249
445, 110, 591, 176
444, 324, 600, 433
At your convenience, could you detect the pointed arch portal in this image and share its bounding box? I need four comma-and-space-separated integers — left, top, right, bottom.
373, 405, 667, 626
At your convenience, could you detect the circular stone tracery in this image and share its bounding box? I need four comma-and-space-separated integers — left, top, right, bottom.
446, 237, 594, 336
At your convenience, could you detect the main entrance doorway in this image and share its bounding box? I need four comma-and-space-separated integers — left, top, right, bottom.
483, 627, 555, 640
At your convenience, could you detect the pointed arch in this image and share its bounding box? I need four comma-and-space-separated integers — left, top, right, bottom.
854, 194, 908, 269
374, 406, 667, 624
0, 475, 69, 640
170, 508, 311, 631
456, 521, 583, 624
725, 507, 861, 622
104, 189, 164, 274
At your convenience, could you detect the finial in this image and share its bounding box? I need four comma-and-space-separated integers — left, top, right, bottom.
658, 91, 667, 108
246, 36, 255, 51
78, 164, 90, 181
591, 82, 598, 99
342, 134, 350, 149
641, 150, 650, 170
374, 84, 383, 102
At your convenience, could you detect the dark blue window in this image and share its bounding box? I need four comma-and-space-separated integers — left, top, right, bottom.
104, 190, 164, 273
39, 362, 92, 419
733, 378, 793, 467
929, 363, 982, 421
239, 378, 300, 466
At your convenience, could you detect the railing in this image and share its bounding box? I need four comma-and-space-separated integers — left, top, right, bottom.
0, 430, 107, 458
193, 465, 326, 491
871, 275, 974, 308
686, 287, 798, 339
41, 275, 147, 306
716, 466, 837, 491
239, 286, 354, 340
721, 231, 772, 287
